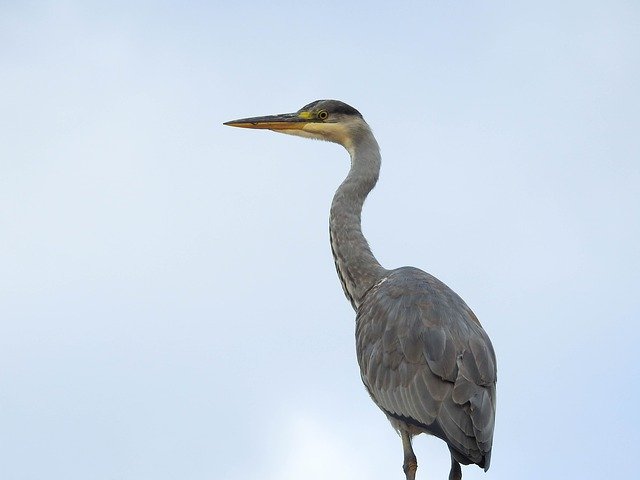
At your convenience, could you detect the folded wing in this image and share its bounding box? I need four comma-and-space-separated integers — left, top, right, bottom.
356, 267, 496, 468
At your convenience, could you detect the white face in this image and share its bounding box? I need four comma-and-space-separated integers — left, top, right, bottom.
272, 116, 363, 154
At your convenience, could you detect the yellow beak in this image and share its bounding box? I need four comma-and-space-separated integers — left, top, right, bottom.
223, 112, 311, 131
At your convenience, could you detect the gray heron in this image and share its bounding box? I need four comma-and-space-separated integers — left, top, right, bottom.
224, 100, 497, 480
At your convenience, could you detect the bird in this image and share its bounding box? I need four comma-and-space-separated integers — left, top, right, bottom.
224, 100, 497, 480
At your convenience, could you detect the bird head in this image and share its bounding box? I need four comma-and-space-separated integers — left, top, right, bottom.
224, 99, 368, 153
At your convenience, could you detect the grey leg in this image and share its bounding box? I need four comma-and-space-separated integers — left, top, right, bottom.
401, 431, 418, 480
448, 455, 462, 480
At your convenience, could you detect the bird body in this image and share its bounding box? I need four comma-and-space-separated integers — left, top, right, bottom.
357, 266, 496, 470
225, 100, 496, 480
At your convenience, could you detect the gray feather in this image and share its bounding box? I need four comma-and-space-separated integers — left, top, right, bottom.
356, 267, 496, 467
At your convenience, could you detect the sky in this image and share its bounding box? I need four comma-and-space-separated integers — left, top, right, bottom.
1, 1, 639, 479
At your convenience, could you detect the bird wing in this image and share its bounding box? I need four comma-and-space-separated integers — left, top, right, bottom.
356, 267, 496, 467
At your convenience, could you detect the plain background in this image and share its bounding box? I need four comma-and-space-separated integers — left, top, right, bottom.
1, 2, 639, 479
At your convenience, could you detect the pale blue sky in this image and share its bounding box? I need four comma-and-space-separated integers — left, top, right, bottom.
1, 2, 639, 479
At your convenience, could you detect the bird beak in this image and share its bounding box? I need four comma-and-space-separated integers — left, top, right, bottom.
223, 112, 312, 131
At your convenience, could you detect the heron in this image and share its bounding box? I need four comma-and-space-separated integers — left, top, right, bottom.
224, 100, 496, 480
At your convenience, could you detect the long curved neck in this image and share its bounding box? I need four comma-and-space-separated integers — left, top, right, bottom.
329, 127, 388, 310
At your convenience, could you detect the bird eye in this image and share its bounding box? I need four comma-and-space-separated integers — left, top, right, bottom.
318, 110, 328, 120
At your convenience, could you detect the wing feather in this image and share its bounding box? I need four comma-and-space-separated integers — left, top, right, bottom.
356, 267, 496, 468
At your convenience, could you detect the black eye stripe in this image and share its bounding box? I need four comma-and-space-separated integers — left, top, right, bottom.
298, 100, 362, 118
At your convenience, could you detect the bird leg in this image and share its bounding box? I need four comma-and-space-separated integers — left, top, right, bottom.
448, 455, 462, 480
401, 431, 418, 480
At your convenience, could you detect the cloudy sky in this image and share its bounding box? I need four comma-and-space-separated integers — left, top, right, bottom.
1, 2, 639, 479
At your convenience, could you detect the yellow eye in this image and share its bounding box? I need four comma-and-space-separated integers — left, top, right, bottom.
318, 110, 328, 120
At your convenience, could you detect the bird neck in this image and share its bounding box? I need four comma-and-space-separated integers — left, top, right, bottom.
330, 128, 387, 310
